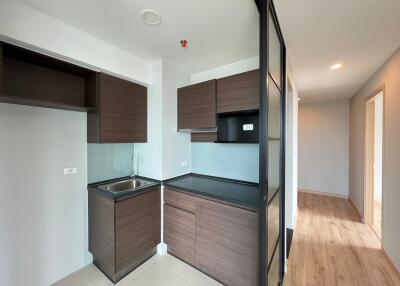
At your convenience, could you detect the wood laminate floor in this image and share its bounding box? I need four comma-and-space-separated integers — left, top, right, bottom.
371, 200, 382, 239
284, 192, 400, 286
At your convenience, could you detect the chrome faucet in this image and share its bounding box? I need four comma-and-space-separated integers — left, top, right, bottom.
132, 155, 136, 177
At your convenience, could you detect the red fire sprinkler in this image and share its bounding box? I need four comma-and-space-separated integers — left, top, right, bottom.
180, 40, 188, 48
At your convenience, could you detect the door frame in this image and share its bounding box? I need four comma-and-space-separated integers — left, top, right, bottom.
363, 85, 385, 243
257, 0, 287, 284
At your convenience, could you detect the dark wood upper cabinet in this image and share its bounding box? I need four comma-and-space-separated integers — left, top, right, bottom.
177, 80, 216, 130
217, 69, 259, 113
0, 42, 97, 112
88, 73, 147, 143
191, 132, 217, 142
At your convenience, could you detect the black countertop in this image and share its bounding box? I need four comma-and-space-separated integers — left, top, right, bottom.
163, 173, 260, 210
88, 173, 278, 208
88, 176, 161, 201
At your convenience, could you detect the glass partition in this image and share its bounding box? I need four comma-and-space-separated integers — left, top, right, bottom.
259, 1, 286, 285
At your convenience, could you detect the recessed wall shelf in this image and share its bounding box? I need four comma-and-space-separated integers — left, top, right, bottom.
0, 42, 97, 112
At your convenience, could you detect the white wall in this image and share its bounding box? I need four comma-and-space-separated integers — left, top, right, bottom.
136, 61, 191, 181
162, 62, 191, 179
0, 104, 91, 286
135, 61, 164, 180
374, 92, 383, 201
191, 57, 258, 84
0, 1, 155, 285
0, 0, 152, 85
285, 59, 299, 230
298, 99, 350, 197
350, 48, 400, 269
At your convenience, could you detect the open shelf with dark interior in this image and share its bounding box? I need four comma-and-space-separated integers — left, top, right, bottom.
0, 42, 98, 112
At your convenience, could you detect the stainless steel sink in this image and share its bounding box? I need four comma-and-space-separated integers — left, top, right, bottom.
98, 178, 153, 193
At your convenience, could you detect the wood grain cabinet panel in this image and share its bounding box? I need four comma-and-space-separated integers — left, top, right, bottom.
88, 191, 116, 281
0, 42, 97, 112
195, 198, 259, 286
164, 205, 196, 264
115, 189, 161, 281
217, 69, 259, 113
89, 188, 160, 283
164, 188, 197, 213
191, 132, 217, 142
177, 80, 216, 130
88, 73, 147, 143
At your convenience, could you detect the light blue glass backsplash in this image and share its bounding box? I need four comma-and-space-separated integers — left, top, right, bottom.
191, 143, 259, 183
88, 144, 134, 183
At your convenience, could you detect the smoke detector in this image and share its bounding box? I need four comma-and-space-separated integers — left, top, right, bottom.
141, 10, 162, 26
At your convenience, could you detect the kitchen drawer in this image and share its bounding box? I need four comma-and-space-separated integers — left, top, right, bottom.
115, 189, 160, 281
164, 188, 196, 213
164, 205, 196, 264
268, 189, 280, 265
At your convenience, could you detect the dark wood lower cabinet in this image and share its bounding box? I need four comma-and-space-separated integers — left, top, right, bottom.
89, 188, 160, 283
163, 189, 259, 286
164, 205, 195, 263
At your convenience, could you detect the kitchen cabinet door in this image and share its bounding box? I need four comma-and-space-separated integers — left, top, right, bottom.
217, 69, 259, 113
164, 205, 196, 265
88, 73, 147, 143
195, 198, 258, 286
177, 80, 216, 130
115, 189, 160, 281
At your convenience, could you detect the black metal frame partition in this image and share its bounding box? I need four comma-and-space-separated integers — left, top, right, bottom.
256, 0, 286, 285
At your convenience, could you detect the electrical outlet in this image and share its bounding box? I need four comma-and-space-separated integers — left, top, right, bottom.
181, 161, 188, 167
64, 167, 78, 175
70, 167, 78, 175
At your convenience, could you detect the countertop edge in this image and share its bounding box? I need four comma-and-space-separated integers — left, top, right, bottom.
163, 184, 258, 212
163, 173, 259, 211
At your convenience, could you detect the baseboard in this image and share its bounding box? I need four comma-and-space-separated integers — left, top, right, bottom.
298, 188, 348, 199
382, 247, 400, 280
348, 198, 364, 222
286, 228, 294, 259
292, 206, 299, 230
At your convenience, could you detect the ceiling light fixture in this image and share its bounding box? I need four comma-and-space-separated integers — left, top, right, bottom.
141, 9, 162, 26
331, 63, 343, 70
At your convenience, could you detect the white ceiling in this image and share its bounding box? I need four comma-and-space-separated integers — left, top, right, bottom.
275, 0, 400, 102
19, 0, 259, 74
17, 0, 400, 102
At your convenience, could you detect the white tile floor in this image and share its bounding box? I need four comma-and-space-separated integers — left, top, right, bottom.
52, 254, 222, 286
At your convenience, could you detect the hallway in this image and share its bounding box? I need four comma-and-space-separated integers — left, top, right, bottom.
285, 192, 400, 286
